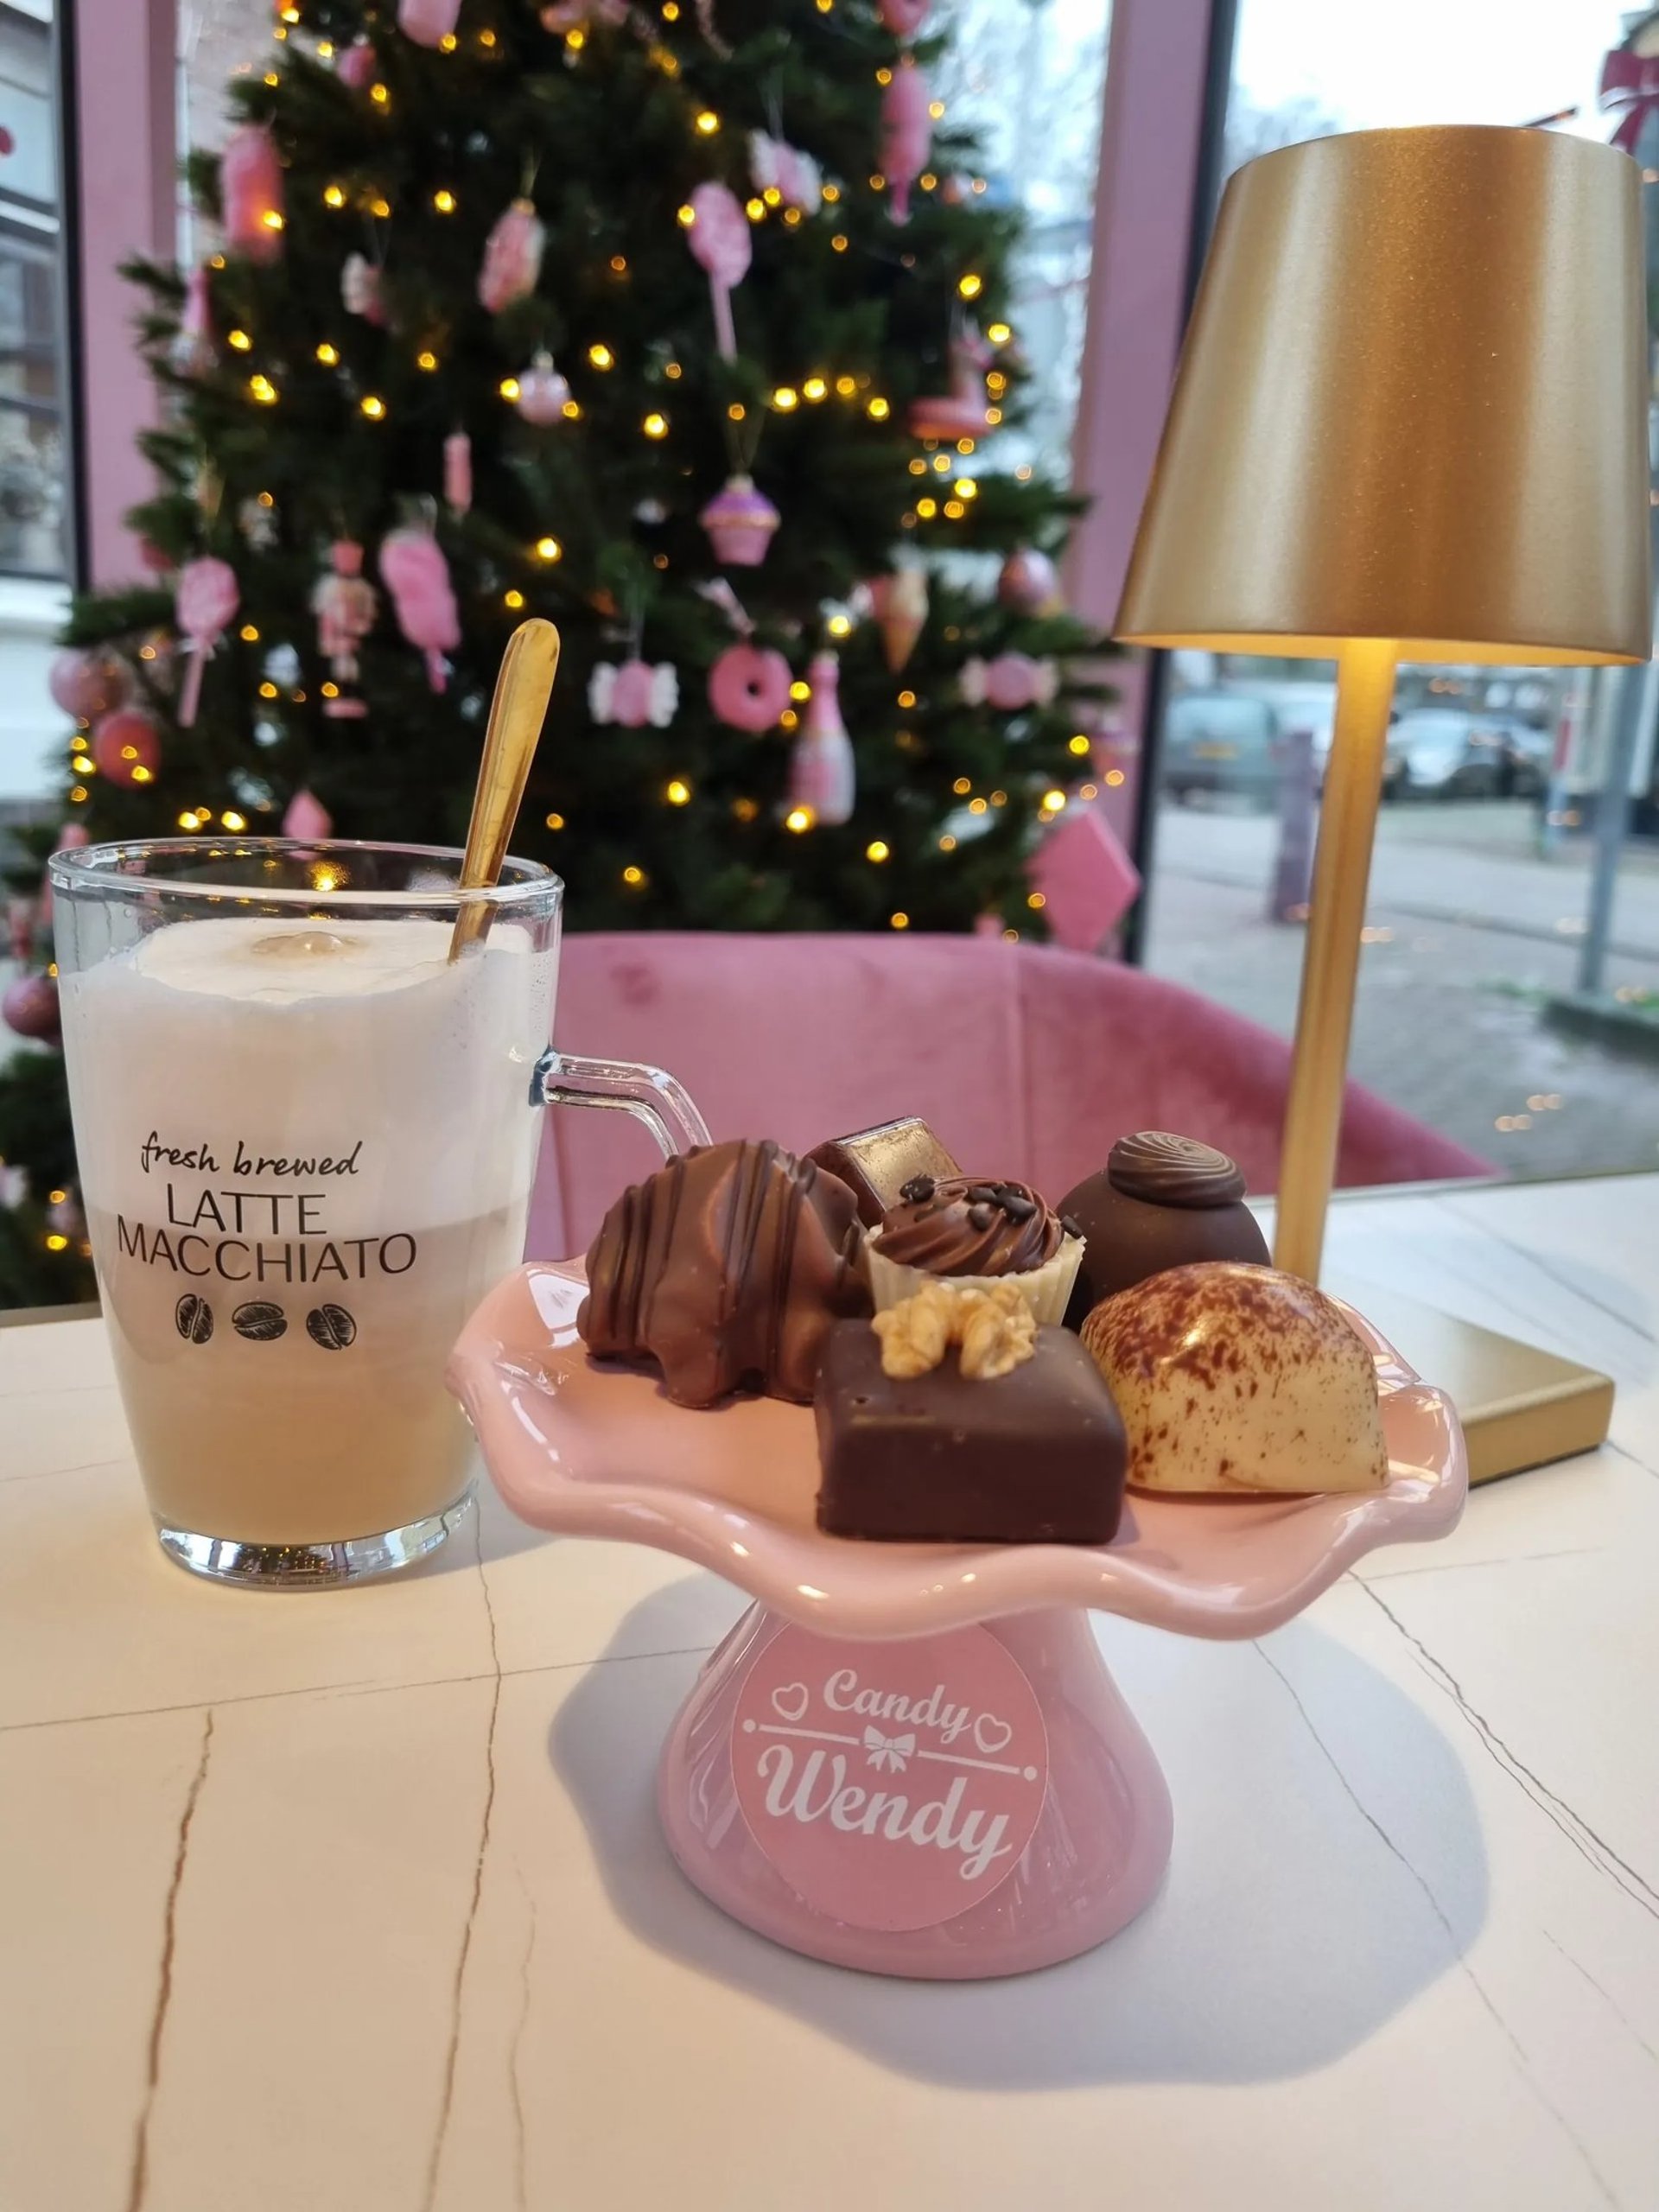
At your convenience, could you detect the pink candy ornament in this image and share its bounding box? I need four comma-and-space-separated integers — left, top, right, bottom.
48, 647, 131, 723
998, 546, 1064, 613
683, 181, 751, 359
909, 327, 992, 442
219, 124, 284, 264
2, 972, 59, 1044
91, 706, 162, 787
588, 659, 679, 728
337, 38, 378, 90
379, 525, 461, 692
789, 652, 855, 825
443, 429, 473, 515
961, 652, 1058, 712
283, 788, 334, 840
868, 569, 928, 671
515, 350, 571, 425
699, 475, 779, 567
312, 539, 378, 710
479, 198, 544, 313
748, 131, 821, 213
880, 62, 931, 224
1028, 806, 1141, 952
708, 642, 791, 733
175, 556, 240, 728
397, 0, 462, 45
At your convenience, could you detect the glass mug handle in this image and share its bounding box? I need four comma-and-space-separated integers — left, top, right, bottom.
533, 1046, 712, 1159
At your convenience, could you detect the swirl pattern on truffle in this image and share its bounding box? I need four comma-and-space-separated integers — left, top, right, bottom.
1107, 1131, 1245, 1210
873, 1176, 1062, 1277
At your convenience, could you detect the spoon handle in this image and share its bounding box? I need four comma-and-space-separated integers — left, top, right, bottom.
449, 618, 561, 960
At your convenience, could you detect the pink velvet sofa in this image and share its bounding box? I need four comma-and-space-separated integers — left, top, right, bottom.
526, 934, 1490, 1260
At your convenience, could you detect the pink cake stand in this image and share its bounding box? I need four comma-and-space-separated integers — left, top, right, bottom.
449, 1263, 1466, 1980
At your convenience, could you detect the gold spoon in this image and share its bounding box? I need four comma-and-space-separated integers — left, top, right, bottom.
448, 618, 562, 960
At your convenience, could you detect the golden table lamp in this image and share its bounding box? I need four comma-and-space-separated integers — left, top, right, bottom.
1116, 124, 1651, 1476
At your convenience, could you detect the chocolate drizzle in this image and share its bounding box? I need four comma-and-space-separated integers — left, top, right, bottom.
578, 1138, 870, 1407
1107, 1131, 1246, 1210
873, 1176, 1063, 1278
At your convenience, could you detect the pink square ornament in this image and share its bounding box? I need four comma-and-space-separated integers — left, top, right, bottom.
1030, 805, 1141, 952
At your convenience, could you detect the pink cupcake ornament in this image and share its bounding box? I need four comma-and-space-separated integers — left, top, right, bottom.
699, 475, 779, 568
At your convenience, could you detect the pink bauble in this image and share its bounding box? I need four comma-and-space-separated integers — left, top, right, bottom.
92, 707, 162, 787
479, 198, 545, 313
48, 648, 131, 722
516, 351, 571, 425
2, 972, 60, 1043
699, 475, 779, 567
219, 124, 284, 264
397, 0, 462, 46
338, 38, 378, 89
283, 789, 334, 840
997, 547, 1063, 613
708, 643, 791, 733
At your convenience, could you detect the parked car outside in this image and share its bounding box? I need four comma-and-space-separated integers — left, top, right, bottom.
1163, 690, 1280, 808
1390, 709, 1506, 798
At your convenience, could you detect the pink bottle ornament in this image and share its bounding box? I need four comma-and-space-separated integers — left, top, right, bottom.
175, 556, 240, 728
515, 351, 571, 424
337, 38, 378, 89
699, 475, 779, 567
868, 569, 928, 671
219, 124, 284, 264
789, 652, 855, 826
683, 181, 751, 359
283, 788, 334, 840
312, 539, 378, 708
708, 642, 792, 733
588, 660, 679, 728
479, 198, 544, 312
379, 525, 461, 692
397, 0, 462, 45
443, 429, 473, 514
48, 647, 130, 723
908, 327, 992, 442
2, 972, 59, 1044
880, 62, 931, 225
91, 705, 162, 787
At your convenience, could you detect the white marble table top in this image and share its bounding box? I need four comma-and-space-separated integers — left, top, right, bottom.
3, 1173, 1657, 2212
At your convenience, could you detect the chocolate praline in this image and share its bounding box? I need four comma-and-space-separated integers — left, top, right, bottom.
1058, 1130, 1268, 1327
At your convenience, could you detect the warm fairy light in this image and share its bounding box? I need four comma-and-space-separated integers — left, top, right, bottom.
916, 497, 937, 518
869, 174, 886, 191
957, 273, 982, 300
779, 709, 798, 729
478, 25, 497, 42
1104, 768, 1125, 788
567, 25, 586, 46
662, 0, 680, 15
323, 183, 346, 207
944, 499, 964, 518
987, 321, 1012, 345
643, 411, 668, 438
865, 840, 890, 862
359, 393, 386, 418
177, 810, 200, 830
439, 30, 458, 50
890, 912, 910, 930
370, 81, 391, 106
1040, 789, 1066, 813
789, 680, 810, 702
896, 690, 917, 709
867, 397, 890, 420
588, 342, 614, 368
773, 386, 799, 410
280, 3, 300, 18
985, 406, 1003, 425
227, 327, 252, 351
957, 437, 976, 454
919, 172, 937, 192
535, 537, 563, 561
932, 454, 950, 472
239, 623, 260, 641
210, 253, 225, 268
1014, 462, 1033, 481
259, 681, 279, 698
728, 402, 747, 421
1081, 782, 1100, 799
828, 613, 852, 638
71, 754, 92, 774
990, 790, 1007, 807
317, 40, 334, 57
875, 65, 893, 84
609, 254, 628, 273
763, 186, 783, 207
130, 766, 153, 784
504, 589, 524, 608
747, 196, 766, 221
930, 99, 946, 119
321, 682, 340, 698
416, 349, 438, 370
784, 207, 803, 227
665, 779, 691, 804
369, 195, 391, 218
248, 374, 278, 404
499, 377, 521, 399
622, 864, 647, 886
955, 479, 976, 499
968, 797, 988, 815
907, 458, 927, 477
45, 1233, 68, 1252
677, 202, 696, 227
830, 233, 849, 252
562, 397, 582, 419
433, 188, 456, 212
264, 71, 280, 86
664, 360, 683, 378
315, 341, 340, 365
1068, 734, 1090, 756
785, 806, 814, 833
804, 376, 827, 401
221, 810, 247, 832
69, 785, 87, 803
696, 109, 720, 133
546, 812, 565, 830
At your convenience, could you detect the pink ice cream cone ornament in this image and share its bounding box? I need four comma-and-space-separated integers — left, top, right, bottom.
960, 652, 1058, 712
515, 351, 571, 424
868, 568, 928, 671
397, 0, 462, 46
699, 475, 779, 567
283, 788, 334, 841
479, 198, 545, 313
683, 181, 751, 359
789, 652, 855, 825
175, 556, 240, 728
379, 524, 461, 691
589, 658, 679, 728
908, 327, 993, 442
312, 540, 378, 715
880, 62, 931, 224
219, 124, 284, 264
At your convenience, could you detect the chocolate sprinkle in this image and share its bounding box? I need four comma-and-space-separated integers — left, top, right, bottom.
899, 1173, 937, 1203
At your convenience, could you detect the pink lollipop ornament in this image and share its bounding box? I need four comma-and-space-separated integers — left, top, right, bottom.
684, 181, 751, 359
175, 556, 239, 728
48, 647, 131, 723
708, 642, 792, 733
283, 789, 334, 840
789, 652, 855, 825
479, 198, 544, 313
379, 525, 461, 693
219, 124, 284, 264
880, 63, 931, 224
699, 475, 779, 567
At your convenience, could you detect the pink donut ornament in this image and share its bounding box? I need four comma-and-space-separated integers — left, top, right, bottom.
708, 643, 791, 733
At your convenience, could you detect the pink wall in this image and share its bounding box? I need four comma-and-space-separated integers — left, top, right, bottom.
70, 0, 176, 588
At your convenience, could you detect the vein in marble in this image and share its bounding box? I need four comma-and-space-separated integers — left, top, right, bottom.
510, 1866, 538, 2212
126, 1708, 214, 2212
1356, 1580, 1659, 1926
1601, 1439, 1659, 1485
1440, 1200, 1657, 1351
1543, 1930, 1659, 2069
1351, 1547, 1611, 1584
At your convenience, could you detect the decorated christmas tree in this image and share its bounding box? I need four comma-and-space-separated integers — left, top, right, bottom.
0, 0, 1114, 1305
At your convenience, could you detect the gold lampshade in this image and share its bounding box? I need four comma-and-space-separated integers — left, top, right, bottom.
1117, 125, 1651, 666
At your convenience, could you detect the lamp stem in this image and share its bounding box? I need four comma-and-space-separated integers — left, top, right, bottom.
1272, 639, 1398, 1283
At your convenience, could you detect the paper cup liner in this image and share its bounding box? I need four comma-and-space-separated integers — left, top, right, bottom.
865, 1233, 1084, 1327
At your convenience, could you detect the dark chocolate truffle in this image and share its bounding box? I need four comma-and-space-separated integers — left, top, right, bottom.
1059, 1132, 1268, 1326
873, 1176, 1062, 1278
815, 1320, 1127, 1545
807, 1116, 961, 1229
579, 1139, 870, 1407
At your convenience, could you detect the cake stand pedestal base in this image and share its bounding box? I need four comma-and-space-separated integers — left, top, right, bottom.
658, 1602, 1173, 1980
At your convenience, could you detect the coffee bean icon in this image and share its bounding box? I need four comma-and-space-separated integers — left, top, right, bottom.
305, 1303, 357, 1351
232, 1300, 288, 1343
175, 1294, 213, 1345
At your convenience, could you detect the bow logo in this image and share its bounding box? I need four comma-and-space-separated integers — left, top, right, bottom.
863, 1726, 916, 1773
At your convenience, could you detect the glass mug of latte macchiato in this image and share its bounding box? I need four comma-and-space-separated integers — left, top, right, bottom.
50, 839, 708, 1589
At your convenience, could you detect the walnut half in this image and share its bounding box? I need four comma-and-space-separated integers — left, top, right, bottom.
871, 1279, 1037, 1382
